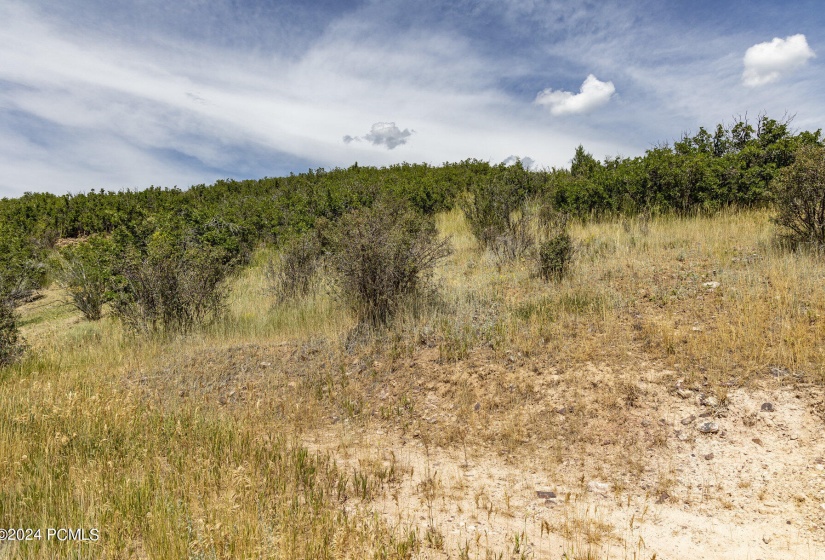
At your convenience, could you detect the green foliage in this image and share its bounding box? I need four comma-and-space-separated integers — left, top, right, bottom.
536, 211, 573, 282
56, 236, 117, 321
538, 233, 573, 282
462, 160, 540, 257
550, 115, 823, 217
772, 144, 825, 248
324, 200, 452, 326
0, 223, 48, 306
571, 145, 602, 178
0, 302, 25, 366
111, 226, 233, 335
0, 112, 821, 335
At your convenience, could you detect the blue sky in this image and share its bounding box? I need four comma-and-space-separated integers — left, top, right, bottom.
1, 0, 823, 198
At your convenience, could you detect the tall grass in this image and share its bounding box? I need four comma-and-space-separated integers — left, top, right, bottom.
2, 207, 824, 558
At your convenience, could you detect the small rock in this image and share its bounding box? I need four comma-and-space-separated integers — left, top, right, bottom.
474, 402, 481, 411
752, 438, 763, 446
763, 535, 771, 544
704, 453, 714, 460
587, 480, 611, 495
681, 415, 696, 425
260, 361, 272, 367
698, 410, 713, 418
794, 493, 807, 503
701, 395, 720, 407
702, 281, 720, 289
790, 434, 799, 441
676, 389, 693, 399
760, 402, 774, 412
820, 503, 825, 511
675, 430, 690, 442
698, 422, 719, 434
769, 366, 788, 377
536, 489, 557, 499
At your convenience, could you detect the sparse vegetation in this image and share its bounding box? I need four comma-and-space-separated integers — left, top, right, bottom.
267, 233, 324, 303
2, 115, 825, 558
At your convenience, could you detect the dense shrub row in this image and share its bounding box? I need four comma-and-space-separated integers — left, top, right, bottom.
550, 116, 822, 217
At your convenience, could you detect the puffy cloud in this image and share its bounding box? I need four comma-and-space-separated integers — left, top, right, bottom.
742, 34, 815, 87
344, 122, 413, 150
502, 155, 535, 168
535, 74, 615, 116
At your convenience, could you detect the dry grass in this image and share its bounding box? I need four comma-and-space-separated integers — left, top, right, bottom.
2, 207, 824, 558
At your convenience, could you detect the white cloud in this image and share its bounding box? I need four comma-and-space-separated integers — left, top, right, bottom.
535, 74, 615, 116
742, 34, 815, 87
365, 122, 411, 149
502, 155, 534, 168
347, 122, 413, 149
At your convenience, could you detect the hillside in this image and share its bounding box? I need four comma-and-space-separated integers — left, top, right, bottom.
2, 206, 824, 559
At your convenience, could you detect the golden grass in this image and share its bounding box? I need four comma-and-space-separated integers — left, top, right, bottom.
2, 207, 824, 558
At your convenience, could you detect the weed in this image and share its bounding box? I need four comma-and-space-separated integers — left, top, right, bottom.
266, 233, 323, 303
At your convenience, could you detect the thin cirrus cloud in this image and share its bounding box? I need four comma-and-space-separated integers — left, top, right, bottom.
742, 34, 815, 87
343, 122, 414, 150
534, 74, 616, 116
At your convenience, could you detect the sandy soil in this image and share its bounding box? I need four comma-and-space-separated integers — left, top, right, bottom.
307, 380, 825, 559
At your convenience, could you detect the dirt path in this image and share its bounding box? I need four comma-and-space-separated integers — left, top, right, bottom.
306, 384, 825, 559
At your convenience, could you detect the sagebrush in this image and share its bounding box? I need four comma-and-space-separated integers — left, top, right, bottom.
324, 201, 452, 326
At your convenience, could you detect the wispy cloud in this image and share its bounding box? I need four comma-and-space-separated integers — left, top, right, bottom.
742, 34, 815, 87
1, 1, 825, 197
535, 75, 615, 116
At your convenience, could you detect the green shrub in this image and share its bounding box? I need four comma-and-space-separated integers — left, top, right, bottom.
267, 234, 323, 303
461, 175, 534, 259
326, 201, 451, 326
112, 229, 232, 335
56, 235, 116, 321
535, 211, 573, 282
0, 302, 24, 366
0, 227, 47, 306
537, 233, 573, 282
772, 145, 825, 248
